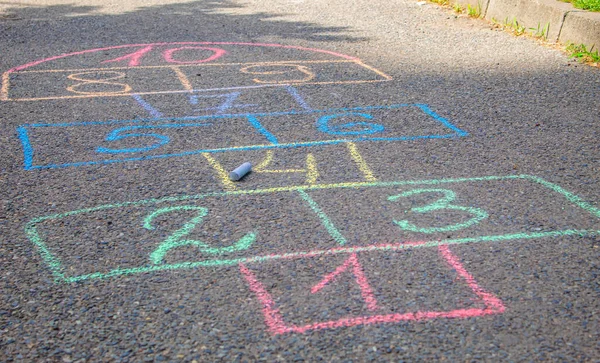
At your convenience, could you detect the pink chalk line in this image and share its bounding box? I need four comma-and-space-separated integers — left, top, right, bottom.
437, 244, 505, 310
6, 42, 358, 73
310, 253, 378, 311
238, 263, 292, 334
239, 245, 505, 335
2, 42, 360, 101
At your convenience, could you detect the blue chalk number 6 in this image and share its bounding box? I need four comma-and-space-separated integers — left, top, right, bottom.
96, 125, 170, 154
317, 112, 384, 136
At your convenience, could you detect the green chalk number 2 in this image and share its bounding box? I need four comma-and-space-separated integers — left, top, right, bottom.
388, 189, 488, 234
144, 205, 256, 265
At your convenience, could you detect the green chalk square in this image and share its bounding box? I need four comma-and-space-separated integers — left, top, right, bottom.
25, 191, 341, 283
305, 175, 600, 246
24, 175, 600, 283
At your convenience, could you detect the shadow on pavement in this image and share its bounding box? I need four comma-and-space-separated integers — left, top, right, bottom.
0, 0, 368, 49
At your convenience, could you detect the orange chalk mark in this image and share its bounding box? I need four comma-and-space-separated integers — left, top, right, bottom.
353, 60, 393, 81
240, 64, 315, 84
66, 71, 132, 95
1, 72, 9, 101
170, 66, 193, 91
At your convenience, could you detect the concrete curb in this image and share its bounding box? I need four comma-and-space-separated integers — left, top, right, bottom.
449, 0, 600, 49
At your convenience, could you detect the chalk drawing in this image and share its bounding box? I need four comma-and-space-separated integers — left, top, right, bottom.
66, 71, 132, 95
246, 115, 279, 144
201, 153, 238, 191
23, 175, 600, 283
251, 150, 320, 185
170, 66, 194, 91
317, 112, 385, 136
132, 87, 303, 120
143, 205, 255, 264
101, 45, 155, 67
240, 244, 505, 334
131, 94, 164, 118
8, 41, 598, 338
162, 46, 227, 65
95, 123, 214, 154
4, 45, 390, 102
4, 60, 389, 102
240, 64, 315, 84
310, 253, 379, 311
3, 42, 385, 101
188, 92, 256, 114
388, 189, 489, 233
346, 142, 377, 182
298, 189, 347, 245
18, 104, 466, 170
285, 85, 312, 111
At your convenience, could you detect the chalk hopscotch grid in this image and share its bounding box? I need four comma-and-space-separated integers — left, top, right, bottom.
3, 60, 392, 102
23, 174, 600, 283
18, 104, 467, 170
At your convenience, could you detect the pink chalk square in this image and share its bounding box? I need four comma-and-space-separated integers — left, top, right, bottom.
240, 244, 505, 335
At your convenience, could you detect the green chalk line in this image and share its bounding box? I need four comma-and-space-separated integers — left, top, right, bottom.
524, 175, 600, 218
297, 189, 347, 245
24, 222, 66, 281
61, 229, 597, 283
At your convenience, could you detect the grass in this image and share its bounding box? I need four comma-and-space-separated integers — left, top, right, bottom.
467, 3, 482, 17
566, 43, 600, 63
528, 22, 550, 40
453, 3, 464, 13
561, 0, 600, 11
502, 17, 527, 35
449, 2, 482, 17
489, 17, 551, 40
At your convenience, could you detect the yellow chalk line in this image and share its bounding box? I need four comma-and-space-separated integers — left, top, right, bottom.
306, 154, 319, 184
201, 153, 237, 191
347, 142, 377, 182
3, 80, 391, 101
170, 66, 193, 91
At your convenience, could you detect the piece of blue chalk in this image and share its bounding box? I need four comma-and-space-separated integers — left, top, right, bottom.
229, 162, 252, 181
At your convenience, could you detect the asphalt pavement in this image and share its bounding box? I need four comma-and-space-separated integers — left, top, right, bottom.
1, 0, 599, 361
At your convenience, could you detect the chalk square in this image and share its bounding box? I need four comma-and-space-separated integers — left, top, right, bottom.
19, 115, 280, 170
253, 104, 467, 145
303, 176, 600, 247
6, 67, 187, 101
18, 104, 466, 171
25, 191, 343, 282
240, 245, 505, 335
